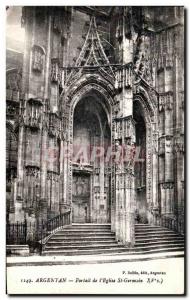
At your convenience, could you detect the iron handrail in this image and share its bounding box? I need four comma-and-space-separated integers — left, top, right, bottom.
6, 219, 27, 245
6, 210, 71, 248
155, 215, 184, 235
37, 210, 71, 243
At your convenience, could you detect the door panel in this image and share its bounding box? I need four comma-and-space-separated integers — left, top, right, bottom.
72, 201, 89, 223
72, 173, 90, 223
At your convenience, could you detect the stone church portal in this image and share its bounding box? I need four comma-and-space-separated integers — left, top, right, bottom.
6, 7, 184, 253
72, 95, 111, 223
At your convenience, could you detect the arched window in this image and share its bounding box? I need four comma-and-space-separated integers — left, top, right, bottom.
32, 45, 45, 72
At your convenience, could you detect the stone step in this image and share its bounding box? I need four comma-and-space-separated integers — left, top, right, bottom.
43, 223, 184, 257
6, 245, 30, 256
47, 240, 118, 246
135, 240, 184, 247
136, 237, 184, 243
135, 229, 179, 234
59, 228, 111, 234
135, 224, 157, 226
47, 237, 184, 245
135, 227, 174, 232
43, 246, 184, 256
135, 232, 181, 237
134, 224, 167, 227
134, 226, 182, 232
59, 228, 171, 233
72, 223, 111, 226
134, 244, 184, 251
47, 237, 184, 246
50, 236, 116, 241
54, 232, 115, 237
45, 241, 184, 251
50, 236, 183, 243
45, 243, 123, 250
69, 227, 112, 230
46, 240, 184, 249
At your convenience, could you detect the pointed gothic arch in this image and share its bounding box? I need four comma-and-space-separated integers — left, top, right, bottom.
133, 86, 159, 223
62, 80, 115, 222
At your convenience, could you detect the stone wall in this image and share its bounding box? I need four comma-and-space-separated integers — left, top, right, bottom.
6, 6, 185, 242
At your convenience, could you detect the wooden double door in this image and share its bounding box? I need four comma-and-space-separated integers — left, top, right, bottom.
72, 173, 90, 223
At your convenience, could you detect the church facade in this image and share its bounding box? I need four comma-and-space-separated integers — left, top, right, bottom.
6, 6, 184, 246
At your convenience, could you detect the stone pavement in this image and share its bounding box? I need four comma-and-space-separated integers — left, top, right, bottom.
7, 250, 184, 267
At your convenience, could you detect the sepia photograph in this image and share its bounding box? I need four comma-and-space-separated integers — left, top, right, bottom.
5, 5, 185, 295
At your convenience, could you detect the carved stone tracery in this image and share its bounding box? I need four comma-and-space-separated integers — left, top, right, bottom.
64, 17, 115, 90
32, 45, 45, 73
25, 166, 40, 178
48, 112, 61, 138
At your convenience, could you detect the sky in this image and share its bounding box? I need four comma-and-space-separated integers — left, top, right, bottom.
6, 6, 25, 51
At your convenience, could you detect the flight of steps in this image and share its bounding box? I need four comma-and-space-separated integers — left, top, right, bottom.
42, 223, 184, 256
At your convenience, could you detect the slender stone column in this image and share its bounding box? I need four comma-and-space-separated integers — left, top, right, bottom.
14, 123, 25, 222
124, 172, 135, 246
8, 176, 18, 223
113, 7, 135, 246
44, 13, 52, 100
99, 134, 105, 223
152, 129, 159, 223
160, 182, 174, 215
118, 174, 123, 241
158, 155, 165, 182
115, 171, 120, 239
39, 127, 48, 222
114, 86, 135, 239
164, 92, 174, 217
38, 11, 52, 222
17, 125, 24, 187
120, 172, 125, 242
165, 137, 174, 182
114, 137, 123, 240
157, 33, 175, 217
173, 28, 184, 221
160, 183, 166, 214
114, 117, 135, 245
63, 140, 68, 204
115, 166, 122, 240
164, 183, 174, 214
111, 122, 116, 232
59, 139, 65, 214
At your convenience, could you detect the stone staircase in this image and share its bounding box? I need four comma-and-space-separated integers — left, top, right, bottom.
42, 223, 184, 256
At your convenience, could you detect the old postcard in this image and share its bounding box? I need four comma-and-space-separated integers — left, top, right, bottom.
6, 5, 185, 295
